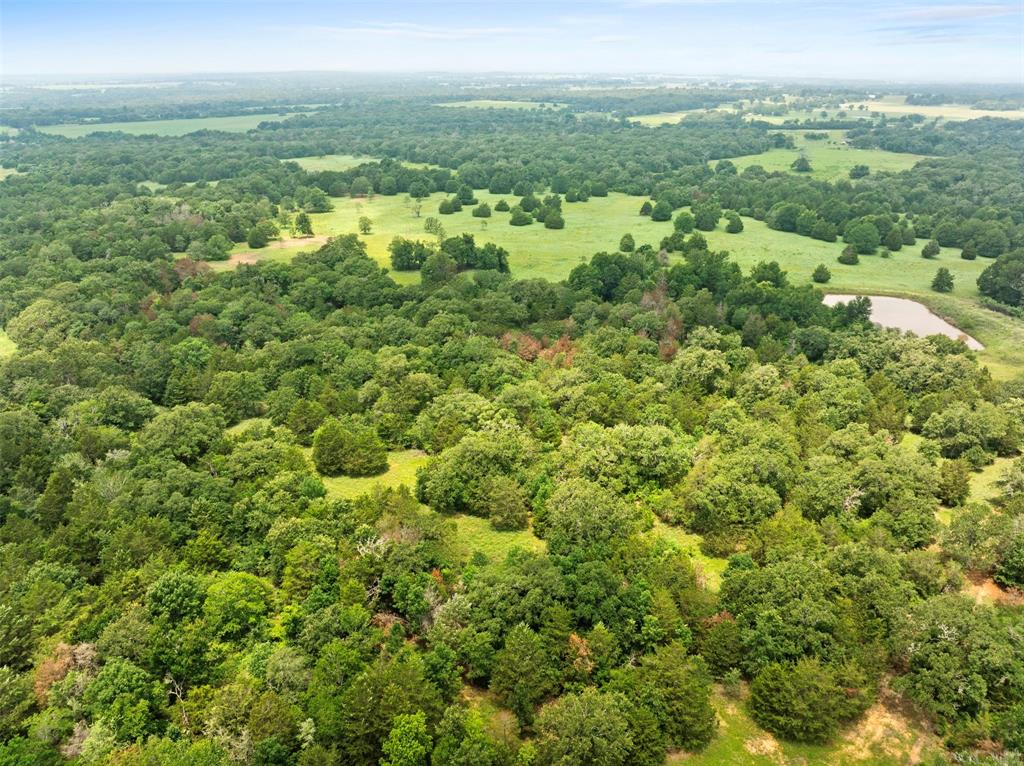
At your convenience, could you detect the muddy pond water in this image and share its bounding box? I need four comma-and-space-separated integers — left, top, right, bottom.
822, 294, 983, 350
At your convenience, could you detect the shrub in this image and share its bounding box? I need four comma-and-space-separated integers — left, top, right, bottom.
471, 202, 491, 218
544, 212, 565, 230
812, 264, 831, 283
838, 246, 859, 265
494, 199, 510, 212
509, 207, 533, 226
922, 239, 940, 258
931, 267, 954, 293
651, 200, 673, 222
482, 475, 529, 531
312, 418, 388, 477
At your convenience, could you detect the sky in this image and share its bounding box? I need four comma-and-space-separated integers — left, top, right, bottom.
1, 0, 1022, 83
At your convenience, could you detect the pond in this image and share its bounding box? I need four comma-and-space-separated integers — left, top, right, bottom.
822, 294, 983, 350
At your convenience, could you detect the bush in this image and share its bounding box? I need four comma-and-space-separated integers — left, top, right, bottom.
482, 475, 529, 531
922, 239, 940, 258
509, 207, 533, 226
494, 199, 510, 212
725, 211, 743, 234
931, 267, 954, 293
471, 202, 491, 218
544, 212, 565, 230
651, 200, 673, 222
619, 234, 635, 252
838, 246, 859, 265
312, 418, 388, 477
749, 659, 845, 743
811, 264, 831, 283
639, 200, 653, 216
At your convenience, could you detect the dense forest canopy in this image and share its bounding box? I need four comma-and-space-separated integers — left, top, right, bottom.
1, 75, 1023, 766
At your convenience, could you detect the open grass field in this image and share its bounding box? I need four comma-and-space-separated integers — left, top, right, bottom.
436, 99, 565, 110
34, 112, 302, 138
0, 329, 16, 358
208, 189, 1020, 377
670, 687, 944, 766
316, 448, 429, 501
844, 95, 1024, 121
728, 131, 930, 181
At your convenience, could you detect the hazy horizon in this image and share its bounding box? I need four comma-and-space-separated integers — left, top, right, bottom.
2, 0, 1022, 84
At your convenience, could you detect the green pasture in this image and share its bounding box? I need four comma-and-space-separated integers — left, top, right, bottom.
213, 189, 1019, 376
728, 131, 930, 181
35, 112, 302, 138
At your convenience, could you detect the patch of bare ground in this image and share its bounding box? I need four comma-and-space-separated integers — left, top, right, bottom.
226, 235, 329, 266
839, 682, 939, 764
964, 571, 1024, 607
745, 733, 784, 762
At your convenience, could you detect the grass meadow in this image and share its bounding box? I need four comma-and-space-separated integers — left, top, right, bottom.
216, 188, 1023, 374
728, 131, 931, 181
34, 112, 302, 138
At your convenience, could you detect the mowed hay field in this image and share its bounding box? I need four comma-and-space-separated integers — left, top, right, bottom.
34, 112, 303, 138
728, 131, 931, 181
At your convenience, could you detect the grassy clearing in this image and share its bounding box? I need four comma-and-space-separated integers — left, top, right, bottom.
283, 154, 440, 173
286, 154, 380, 172
436, 100, 565, 110
651, 520, 728, 591
317, 449, 429, 501
0, 329, 17, 357
0, 167, 21, 181
729, 131, 930, 181
630, 107, 735, 126
672, 687, 944, 766
452, 515, 546, 565
35, 112, 302, 138
969, 456, 1012, 505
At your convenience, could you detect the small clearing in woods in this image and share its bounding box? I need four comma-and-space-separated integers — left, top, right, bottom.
964, 571, 1024, 607
216, 235, 329, 267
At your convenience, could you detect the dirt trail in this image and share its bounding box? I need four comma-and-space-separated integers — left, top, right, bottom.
226, 235, 329, 266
